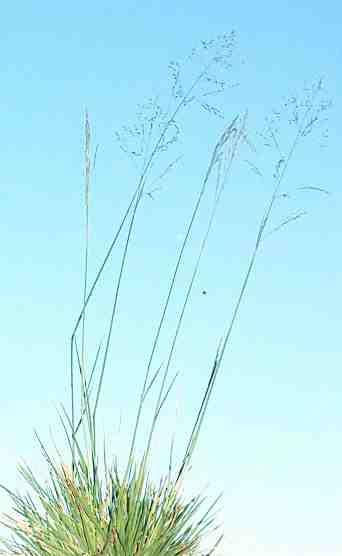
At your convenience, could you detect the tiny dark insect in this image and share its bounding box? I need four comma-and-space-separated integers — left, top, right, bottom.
202, 290, 207, 295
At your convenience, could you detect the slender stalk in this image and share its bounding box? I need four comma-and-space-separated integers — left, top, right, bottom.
144, 114, 246, 461
82, 110, 91, 375
177, 84, 323, 479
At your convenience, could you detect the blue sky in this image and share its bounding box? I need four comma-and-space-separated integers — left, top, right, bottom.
0, 1, 341, 555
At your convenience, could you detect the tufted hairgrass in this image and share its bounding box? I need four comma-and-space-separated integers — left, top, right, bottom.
0, 33, 330, 556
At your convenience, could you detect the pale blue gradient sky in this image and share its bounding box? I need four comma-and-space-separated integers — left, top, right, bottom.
0, 2, 341, 555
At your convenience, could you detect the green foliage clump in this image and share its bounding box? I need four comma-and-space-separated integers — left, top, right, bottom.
1, 455, 219, 556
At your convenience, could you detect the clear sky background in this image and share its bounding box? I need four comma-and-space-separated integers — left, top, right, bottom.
0, 1, 341, 555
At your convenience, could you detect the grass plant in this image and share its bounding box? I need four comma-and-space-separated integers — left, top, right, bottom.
0, 33, 330, 555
